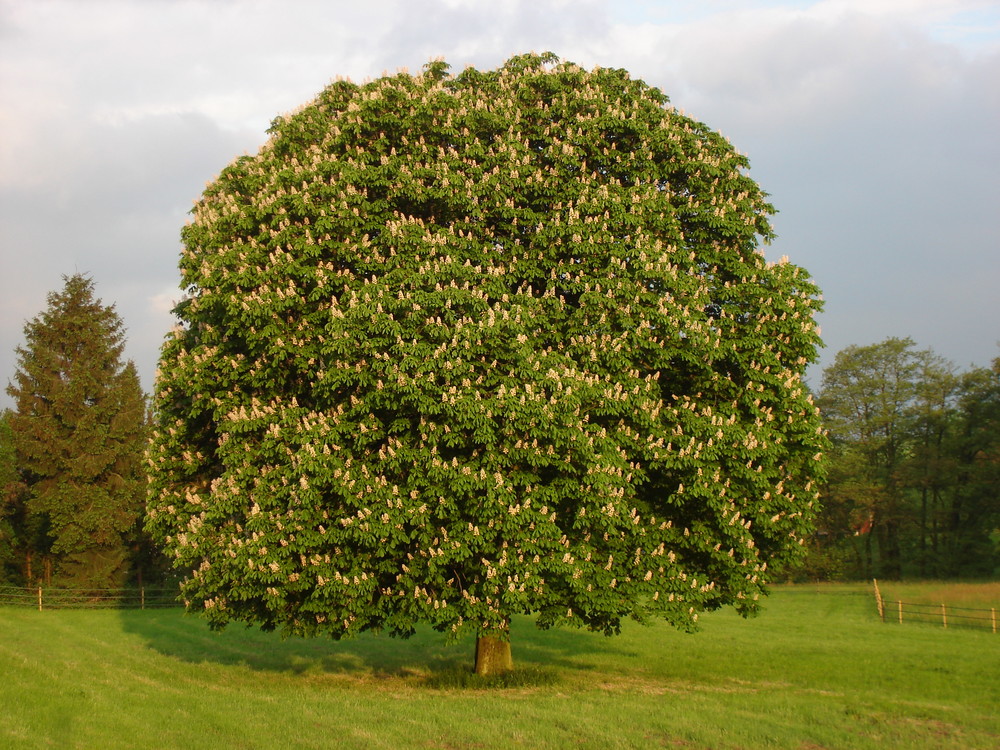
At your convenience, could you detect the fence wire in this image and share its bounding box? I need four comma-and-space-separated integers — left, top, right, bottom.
872, 580, 998, 633
888, 600, 998, 631
0, 585, 181, 610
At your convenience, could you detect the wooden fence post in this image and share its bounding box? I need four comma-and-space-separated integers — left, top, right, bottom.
898, 600, 903, 625
873, 579, 885, 622
37, 587, 42, 612
141, 587, 145, 610
941, 603, 947, 629
992, 608, 996, 634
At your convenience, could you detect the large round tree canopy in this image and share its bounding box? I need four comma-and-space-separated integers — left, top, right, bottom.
147, 53, 826, 643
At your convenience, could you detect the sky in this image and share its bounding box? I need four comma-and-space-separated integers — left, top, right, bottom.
1, 0, 998, 406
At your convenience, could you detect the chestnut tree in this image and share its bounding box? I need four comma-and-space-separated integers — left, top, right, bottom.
146, 54, 826, 675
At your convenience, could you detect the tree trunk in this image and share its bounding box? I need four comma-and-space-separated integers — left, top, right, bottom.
885, 521, 902, 580
863, 531, 873, 579
474, 629, 513, 676
919, 485, 928, 576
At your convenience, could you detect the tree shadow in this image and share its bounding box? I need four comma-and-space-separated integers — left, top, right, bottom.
117, 608, 639, 686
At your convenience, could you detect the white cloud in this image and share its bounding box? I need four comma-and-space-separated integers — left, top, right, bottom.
149, 287, 180, 318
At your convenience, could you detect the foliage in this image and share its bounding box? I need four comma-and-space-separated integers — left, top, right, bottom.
5, 274, 149, 588
147, 54, 826, 652
946, 359, 1000, 575
814, 338, 999, 579
0, 410, 26, 583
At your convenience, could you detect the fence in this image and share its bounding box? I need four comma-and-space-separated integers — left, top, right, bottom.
0, 585, 181, 610
872, 579, 998, 633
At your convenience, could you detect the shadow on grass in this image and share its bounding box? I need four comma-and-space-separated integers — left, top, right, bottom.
117, 608, 635, 688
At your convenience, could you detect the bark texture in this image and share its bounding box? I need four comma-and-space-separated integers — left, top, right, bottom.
474, 634, 513, 676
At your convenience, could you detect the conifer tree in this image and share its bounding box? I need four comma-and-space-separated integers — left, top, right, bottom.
147, 54, 826, 674
0, 410, 26, 583
7, 274, 148, 588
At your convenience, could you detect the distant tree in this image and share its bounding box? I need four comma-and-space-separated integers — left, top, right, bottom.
147, 54, 827, 675
817, 338, 926, 578
816, 339, 998, 579
942, 359, 1000, 575
6, 274, 148, 588
905, 354, 960, 575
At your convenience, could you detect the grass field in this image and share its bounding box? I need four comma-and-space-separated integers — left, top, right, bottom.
1, 584, 997, 749
875, 580, 1000, 610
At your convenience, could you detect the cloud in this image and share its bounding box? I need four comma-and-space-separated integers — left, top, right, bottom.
149, 286, 180, 317
0, 107, 255, 395
588, 1, 1000, 371
2, 0, 998, 405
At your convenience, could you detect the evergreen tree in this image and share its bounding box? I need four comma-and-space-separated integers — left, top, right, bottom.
6, 274, 148, 588
0, 410, 27, 583
147, 54, 826, 674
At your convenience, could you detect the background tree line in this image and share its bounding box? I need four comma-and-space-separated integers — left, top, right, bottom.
801, 337, 999, 581
1, 277, 996, 589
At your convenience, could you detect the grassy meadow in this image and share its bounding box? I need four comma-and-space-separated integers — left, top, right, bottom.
875, 580, 1000, 610
1, 583, 998, 749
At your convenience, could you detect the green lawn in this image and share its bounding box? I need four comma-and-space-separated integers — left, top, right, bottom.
2, 584, 997, 749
